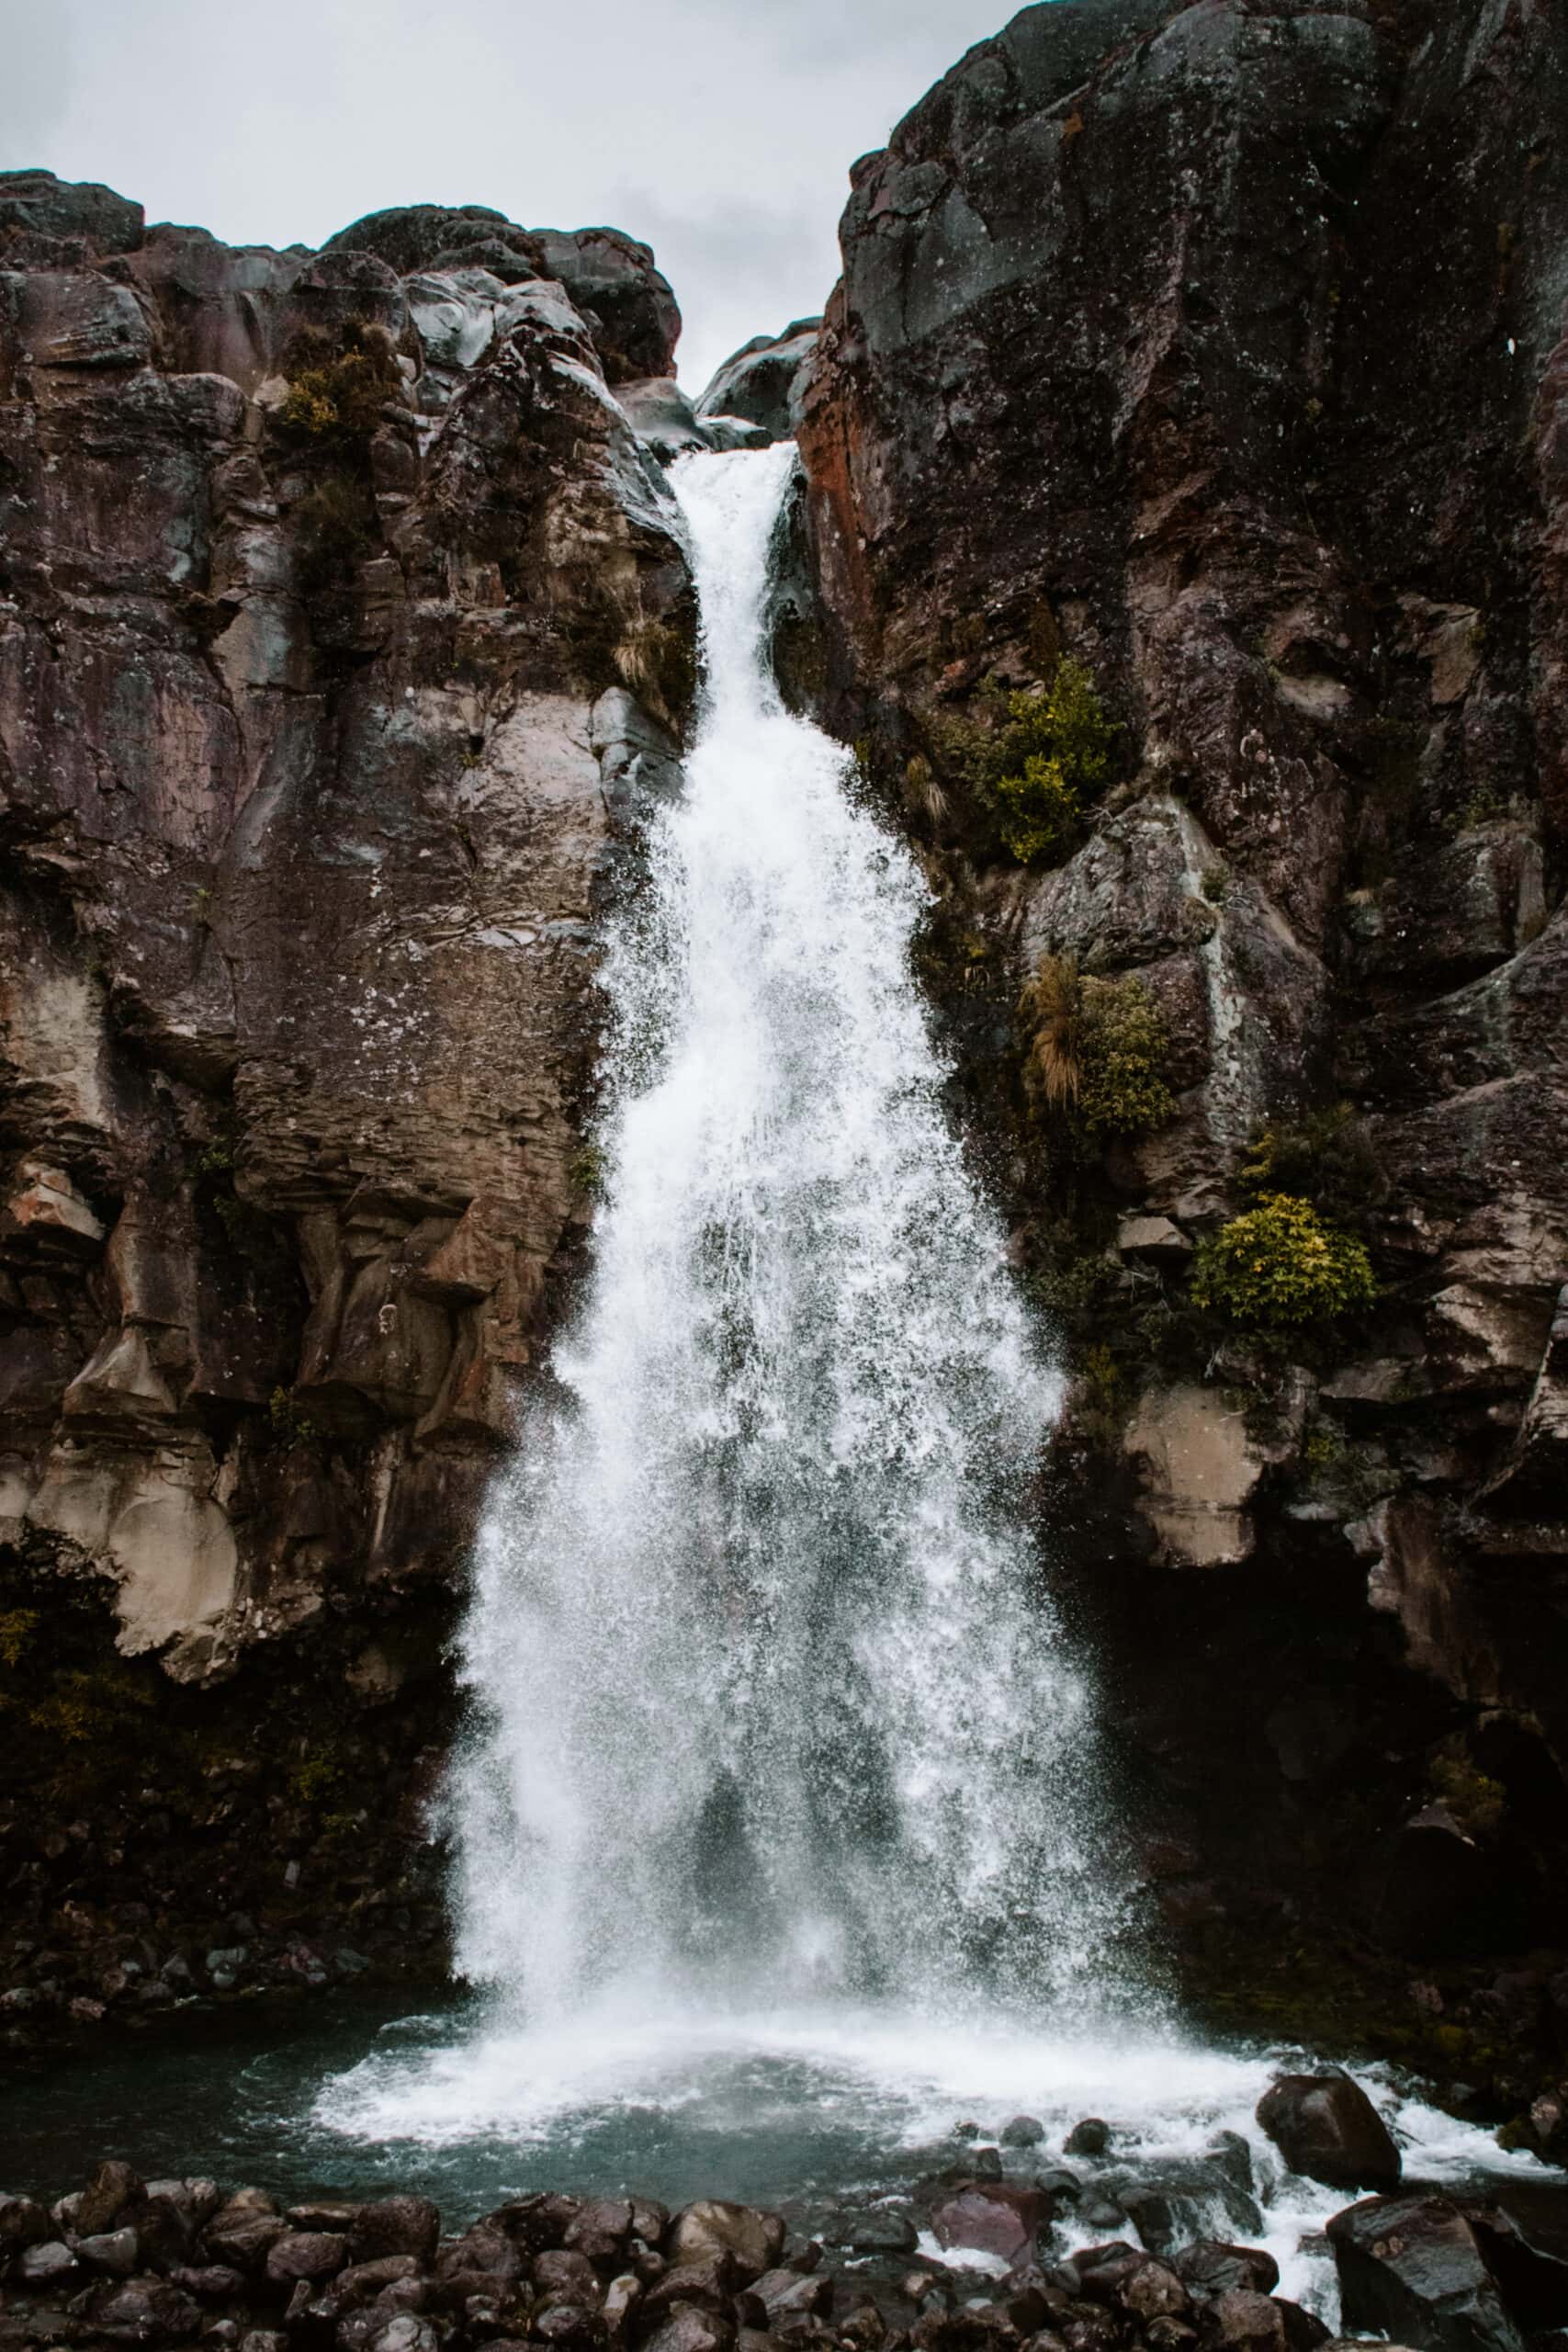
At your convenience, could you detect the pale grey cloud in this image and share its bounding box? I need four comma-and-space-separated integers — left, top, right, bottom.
0, 0, 1025, 388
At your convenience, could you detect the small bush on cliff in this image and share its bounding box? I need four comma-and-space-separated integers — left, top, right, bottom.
294, 476, 377, 593
1190, 1193, 1376, 1329
1021, 956, 1175, 1138
933, 656, 1118, 865
278, 321, 401, 447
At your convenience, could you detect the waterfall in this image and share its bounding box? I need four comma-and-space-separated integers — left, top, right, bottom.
450, 443, 1132, 2028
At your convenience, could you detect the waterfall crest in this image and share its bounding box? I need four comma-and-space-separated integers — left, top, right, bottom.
452, 444, 1131, 2024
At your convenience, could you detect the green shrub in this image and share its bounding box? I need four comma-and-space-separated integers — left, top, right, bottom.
1077, 975, 1176, 1137
268, 1385, 320, 1446
0, 1608, 38, 1671
1430, 1739, 1506, 1839
1021, 957, 1175, 1138
1239, 1102, 1384, 1227
1191, 1193, 1376, 1329
278, 322, 401, 447
934, 656, 1118, 865
294, 475, 377, 591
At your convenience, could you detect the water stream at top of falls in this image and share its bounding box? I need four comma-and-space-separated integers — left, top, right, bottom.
449, 440, 1134, 2025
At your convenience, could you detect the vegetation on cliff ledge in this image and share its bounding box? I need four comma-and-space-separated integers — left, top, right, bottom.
1021, 956, 1176, 1138
934, 656, 1119, 865
1191, 1192, 1377, 1329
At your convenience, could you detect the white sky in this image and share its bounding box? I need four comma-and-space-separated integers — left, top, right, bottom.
1, 0, 1026, 393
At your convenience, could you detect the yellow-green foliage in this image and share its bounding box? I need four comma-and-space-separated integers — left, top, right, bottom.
268, 1385, 320, 1446
990, 659, 1117, 863
279, 322, 400, 446
0, 1608, 39, 1669
1431, 1740, 1506, 1839
288, 1749, 342, 1806
1191, 1193, 1376, 1329
28, 1664, 155, 1747
1021, 956, 1175, 1137
1077, 975, 1176, 1137
935, 657, 1118, 865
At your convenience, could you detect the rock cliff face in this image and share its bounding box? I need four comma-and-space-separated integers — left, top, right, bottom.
0, 175, 693, 2009
797, 0, 1568, 2062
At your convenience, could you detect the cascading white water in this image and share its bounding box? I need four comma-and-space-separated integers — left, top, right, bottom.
313, 454, 1544, 2326
450, 443, 1134, 2026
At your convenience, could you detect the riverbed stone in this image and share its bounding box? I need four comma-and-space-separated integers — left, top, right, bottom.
1256, 2075, 1401, 2192
1063, 2120, 1111, 2158
668, 2202, 785, 2284
76, 2160, 143, 2237
0, 2193, 51, 2253
79, 2225, 141, 2275
265, 2228, 348, 2285
1326, 2194, 1528, 2352
350, 2198, 442, 2267
1173, 2245, 1280, 2301
18, 2238, 81, 2285
932, 2185, 1047, 2265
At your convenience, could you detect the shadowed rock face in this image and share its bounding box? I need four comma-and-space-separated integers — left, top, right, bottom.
797, 0, 1568, 1995
0, 177, 691, 1996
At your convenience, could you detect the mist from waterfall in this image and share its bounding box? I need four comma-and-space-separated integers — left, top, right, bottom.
449, 442, 1134, 2030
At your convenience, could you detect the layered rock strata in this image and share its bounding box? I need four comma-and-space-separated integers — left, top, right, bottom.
0, 175, 692, 2000
796, 0, 1568, 2014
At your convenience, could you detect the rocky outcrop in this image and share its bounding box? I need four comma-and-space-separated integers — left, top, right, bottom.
796, 0, 1568, 1996
0, 174, 691, 1999
698, 320, 821, 441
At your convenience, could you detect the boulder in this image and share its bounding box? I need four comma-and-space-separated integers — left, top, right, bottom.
697, 320, 821, 440
1063, 2120, 1112, 2158
265, 2229, 347, 2286
841, 2208, 919, 2255
0, 2193, 51, 2254
18, 2239, 81, 2286
999, 2115, 1045, 2147
667, 2202, 784, 2284
1325, 2194, 1543, 2352
349, 2198, 442, 2267
931, 2183, 1048, 2264
85, 2276, 204, 2342
1256, 2075, 1402, 2191
79, 2226, 141, 2275
76, 2159, 144, 2237
1173, 2245, 1280, 2301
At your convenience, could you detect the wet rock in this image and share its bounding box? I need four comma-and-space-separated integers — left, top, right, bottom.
840, 2208, 919, 2256
535, 2304, 607, 2349
18, 2238, 81, 2285
604, 2271, 643, 2333
493, 2194, 583, 2254
566, 2200, 637, 2267
349, 2198, 442, 2267
1205, 2137, 1256, 2196
168, 2263, 248, 2300
265, 2229, 348, 2286
752, 2267, 836, 2322
1063, 2122, 1111, 2159
1257, 2075, 1401, 2193
536, 2247, 605, 2303
76, 2159, 143, 2237
640, 2256, 736, 2321
1173, 2245, 1280, 2301
85, 2276, 204, 2343
668, 2203, 785, 2285
0, 2193, 51, 2254
640, 2311, 734, 2352
1200, 2289, 1290, 2351
697, 320, 820, 440
1325, 2191, 1568, 2352
933, 2183, 1049, 2266
1000, 2117, 1045, 2148
436, 2222, 524, 2285
78, 2225, 141, 2275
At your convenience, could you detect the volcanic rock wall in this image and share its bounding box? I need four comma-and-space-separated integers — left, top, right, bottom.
795, 0, 1568, 2061
0, 176, 692, 2011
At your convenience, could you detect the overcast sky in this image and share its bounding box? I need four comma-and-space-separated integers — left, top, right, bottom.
1, 0, 1027, 392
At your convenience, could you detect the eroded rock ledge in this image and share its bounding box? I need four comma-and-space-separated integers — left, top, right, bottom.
793, 0, 1568, 2008
0, 175, 696, 1997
